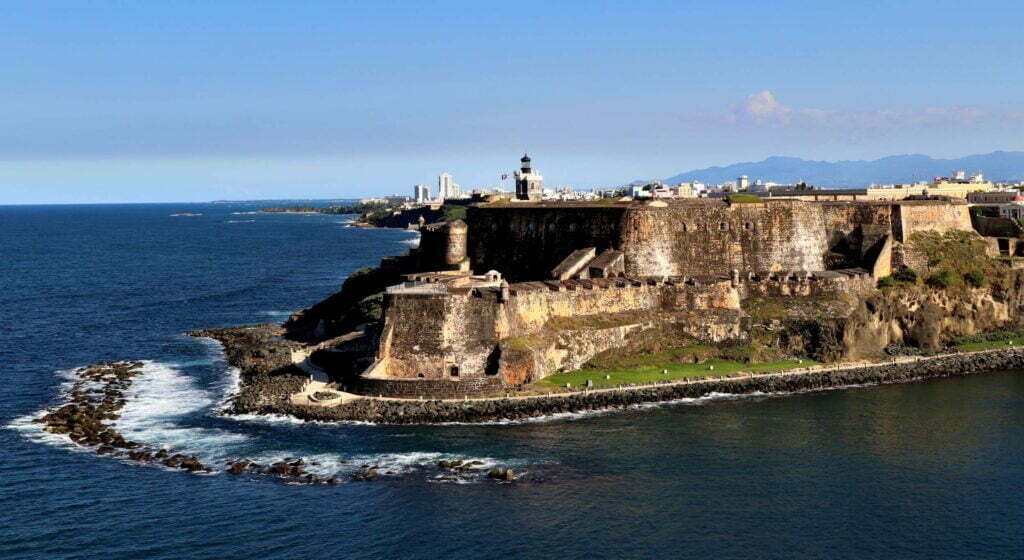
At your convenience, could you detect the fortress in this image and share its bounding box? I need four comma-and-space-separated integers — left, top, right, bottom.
337, 190, 982, 397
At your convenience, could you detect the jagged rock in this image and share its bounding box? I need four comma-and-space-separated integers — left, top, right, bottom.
180, 457, 204, 472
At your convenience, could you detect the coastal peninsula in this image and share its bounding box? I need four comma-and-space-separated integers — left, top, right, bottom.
195, 157, 1024, 424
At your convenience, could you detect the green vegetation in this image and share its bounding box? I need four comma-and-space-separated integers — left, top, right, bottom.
726, 193, 762, 204
925, 269, 958, 289
909, 231, 995, 277
443, 205, 467, 221
354, 292, 384, 324
969, 205, 999, 218
540, 354, 818, 389
963, 268, 986, 287
894, 267, 918, 283
261, 202, 391, 215
538, 340, 818, 389
500, 334, 546, 352
952, 328, 1024, 351
878, 266, 921, 289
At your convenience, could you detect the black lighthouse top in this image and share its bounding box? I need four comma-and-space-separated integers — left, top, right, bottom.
520, 153, 531, 172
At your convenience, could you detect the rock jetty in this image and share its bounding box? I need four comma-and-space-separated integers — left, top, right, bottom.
32, 361, 342, 485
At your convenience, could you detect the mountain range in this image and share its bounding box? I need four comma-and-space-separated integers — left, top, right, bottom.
663, 151, 1024, 187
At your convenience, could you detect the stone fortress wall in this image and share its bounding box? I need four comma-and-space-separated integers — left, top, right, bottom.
370, 269, 875, 387
353, 198, 977, 396
465, 199, 972, 281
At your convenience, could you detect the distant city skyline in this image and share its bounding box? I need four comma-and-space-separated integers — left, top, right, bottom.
1, 1, 1023, 204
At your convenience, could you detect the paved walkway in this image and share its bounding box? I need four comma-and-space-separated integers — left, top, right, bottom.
289, 380, 361, 407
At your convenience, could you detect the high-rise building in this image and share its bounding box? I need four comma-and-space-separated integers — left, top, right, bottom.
438, 172, 454, 200
515, 154, 544, 201
414, 184, 431, 203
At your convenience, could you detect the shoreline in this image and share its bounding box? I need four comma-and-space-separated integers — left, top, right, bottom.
210, 328, 1024, 423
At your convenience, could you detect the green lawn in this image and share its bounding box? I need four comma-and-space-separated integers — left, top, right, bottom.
540, 357, 817, 389
954, 338, 1021, 351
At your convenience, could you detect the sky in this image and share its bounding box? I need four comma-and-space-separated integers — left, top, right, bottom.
1, 1, 1023, 204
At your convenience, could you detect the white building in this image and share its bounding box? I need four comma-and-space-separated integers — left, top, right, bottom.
438, 172, 461, 200
414, 184, 431, 203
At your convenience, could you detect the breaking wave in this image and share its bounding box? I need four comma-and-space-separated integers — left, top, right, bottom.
8, 360, 530, 483
112, 361, 250, 463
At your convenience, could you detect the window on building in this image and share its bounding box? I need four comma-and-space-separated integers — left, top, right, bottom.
449, 365, 460, 377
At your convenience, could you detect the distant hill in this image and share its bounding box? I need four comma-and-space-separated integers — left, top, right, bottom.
663, 151, 1024, 187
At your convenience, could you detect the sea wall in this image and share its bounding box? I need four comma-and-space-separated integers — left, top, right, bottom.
263, 348, 1024, 424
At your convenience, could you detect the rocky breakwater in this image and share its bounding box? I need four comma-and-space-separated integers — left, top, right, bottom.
34, 361, 212, 474
267, 348, 1024, 424
32, 361, 363, 485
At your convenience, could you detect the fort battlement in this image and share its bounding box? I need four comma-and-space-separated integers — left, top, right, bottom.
341, 197, 978, 397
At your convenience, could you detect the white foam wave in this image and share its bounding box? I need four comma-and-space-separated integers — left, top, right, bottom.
225, 219, 256, 224
244, 450, 508, 480
256, 310, 293, 318
113, 361, 249, 462
401, 234, 421, 248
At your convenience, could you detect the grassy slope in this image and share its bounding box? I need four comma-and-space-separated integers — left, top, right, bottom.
540, 357, 817, 388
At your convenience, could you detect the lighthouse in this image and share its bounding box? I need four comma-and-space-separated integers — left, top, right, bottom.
515, 153, 544, 201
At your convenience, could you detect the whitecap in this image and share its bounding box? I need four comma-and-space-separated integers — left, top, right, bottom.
401, 233, 421, 248
112, 361, 250, 462
255, 310, 293, 318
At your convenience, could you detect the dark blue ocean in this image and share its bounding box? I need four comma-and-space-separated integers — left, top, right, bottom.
1, 203, 1021, 559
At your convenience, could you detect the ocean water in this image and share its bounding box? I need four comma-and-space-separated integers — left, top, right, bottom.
1, 203, 1022, 559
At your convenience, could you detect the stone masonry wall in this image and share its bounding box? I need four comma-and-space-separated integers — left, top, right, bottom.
466, 205, 626, 282
464, 200, 975, 283
618, 201, 831, 277
378, 278, 740, 382
894, 202, 973, 242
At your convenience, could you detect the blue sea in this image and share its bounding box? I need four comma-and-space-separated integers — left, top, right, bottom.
1, 203, 1021, 559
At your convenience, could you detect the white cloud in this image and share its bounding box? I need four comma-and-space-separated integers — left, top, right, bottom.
726, 90, 1001, 130
742, 90, 792, 122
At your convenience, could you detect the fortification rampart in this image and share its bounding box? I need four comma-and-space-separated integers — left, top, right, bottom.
618, 201, 830, 277
464, 199, 974, 282
375, 276, 740, 383
892, 201, 972, 242
466, 205, 626, 281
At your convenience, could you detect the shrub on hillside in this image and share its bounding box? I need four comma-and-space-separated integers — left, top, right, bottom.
964, 269, 987, 287
877, 276, 898, 288
925, 269, 957, 289
893, 267, 918, 284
